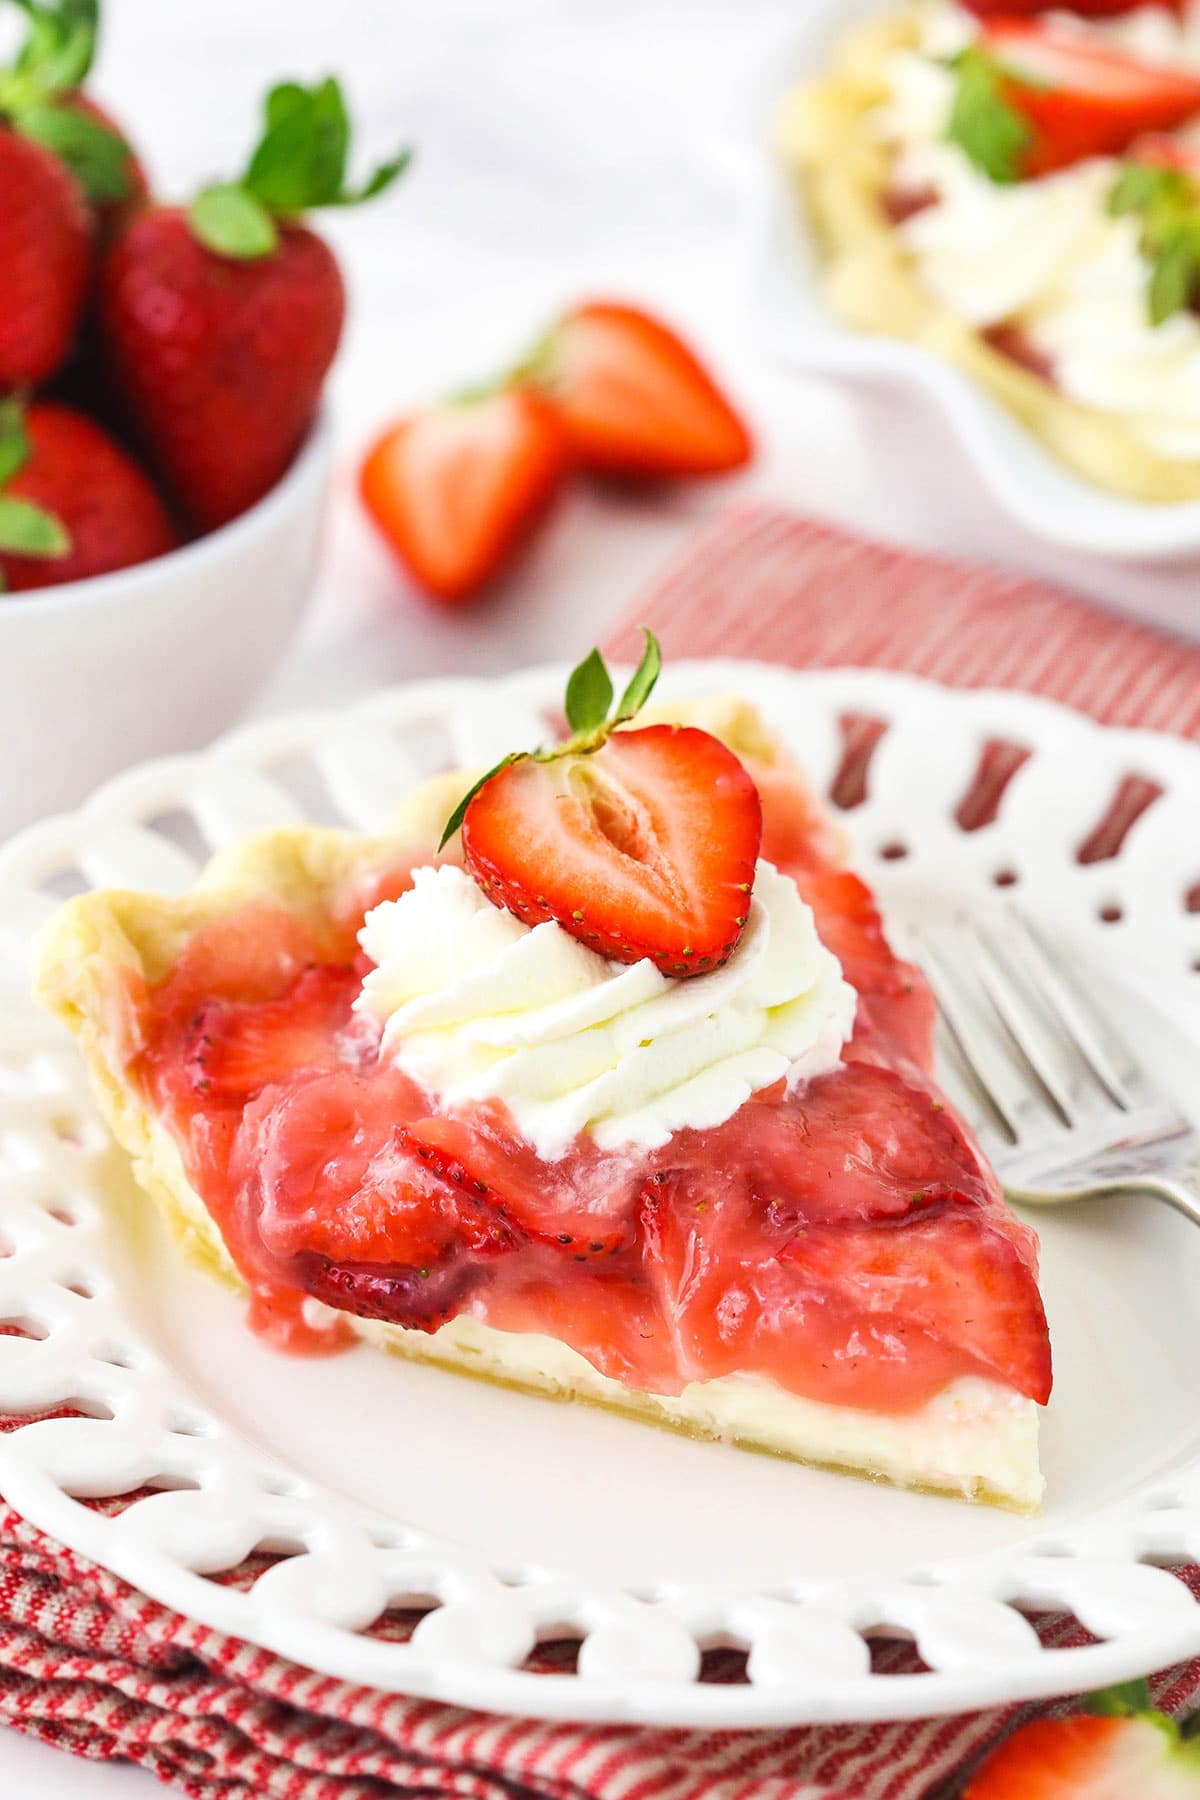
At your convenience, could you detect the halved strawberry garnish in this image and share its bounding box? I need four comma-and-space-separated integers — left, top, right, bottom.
444, 634, 763, 976
183, 963, 355, 1102
464, 725, 762, 975
948, 24, 1200, 181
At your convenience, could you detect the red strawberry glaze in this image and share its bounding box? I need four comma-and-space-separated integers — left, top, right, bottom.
128, 784, 1051, 1412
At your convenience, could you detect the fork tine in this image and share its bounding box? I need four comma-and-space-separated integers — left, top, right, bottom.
967, 923, 1076, 1128
1008, 911, 1138, 1110
908, 925, 1030, 1143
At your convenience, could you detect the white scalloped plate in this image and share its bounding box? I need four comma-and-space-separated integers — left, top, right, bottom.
1, 662, 1200, 1728
754, 0, 1200, 562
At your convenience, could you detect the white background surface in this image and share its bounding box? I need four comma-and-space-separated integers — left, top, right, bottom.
6, 0, 1200, 1789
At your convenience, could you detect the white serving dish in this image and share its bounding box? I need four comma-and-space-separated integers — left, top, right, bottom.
755, 0, 1200, 565
0, 416, 332, 838
0, 662, 1199, 1727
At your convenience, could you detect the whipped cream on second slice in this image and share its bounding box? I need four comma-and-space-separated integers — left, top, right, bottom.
354, 862, 856, 1159
874, 0, 1200, 461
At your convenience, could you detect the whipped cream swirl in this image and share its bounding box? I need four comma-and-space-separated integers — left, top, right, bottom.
355, 862, 856, 1159
874, 0, 1200, 460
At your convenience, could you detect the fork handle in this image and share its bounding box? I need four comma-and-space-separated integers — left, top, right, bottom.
1139, 1169, 1200, 1231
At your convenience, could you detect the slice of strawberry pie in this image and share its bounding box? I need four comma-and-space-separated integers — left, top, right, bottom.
35, 641, 1052, 1510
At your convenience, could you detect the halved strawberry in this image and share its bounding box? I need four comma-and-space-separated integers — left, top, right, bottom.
444, 635, 763, 976
527, 301, 753, 479
964, 1683, 1200, 1797
183, 963, 355, 1102
950, 24, 1200, 180
464, 725, 762, 976
359, 389, 569, 603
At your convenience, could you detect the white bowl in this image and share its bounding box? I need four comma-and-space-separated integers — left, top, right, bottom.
0, 415, 331, 837
754, 0, 1200, 563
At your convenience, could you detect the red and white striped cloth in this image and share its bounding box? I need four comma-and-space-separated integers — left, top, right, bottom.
4, 502, 1200, 1800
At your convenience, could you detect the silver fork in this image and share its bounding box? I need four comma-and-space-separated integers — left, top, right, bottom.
904, 909, 1200, 1227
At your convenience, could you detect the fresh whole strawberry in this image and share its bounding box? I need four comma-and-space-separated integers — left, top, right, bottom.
0, 398, 179, 593
948, 22, 1200, 181
99, 78, 410, 531
964, 1680, 1200, 1798
359, 390, 570, 602
0, 130, 91, 387
524, 301, 753, 478
0, 0, 142, 217
442, 634, 765, 977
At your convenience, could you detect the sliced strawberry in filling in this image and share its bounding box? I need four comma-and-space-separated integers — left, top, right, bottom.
183, 963, 356, 1101
638, 1066, 1048, 1408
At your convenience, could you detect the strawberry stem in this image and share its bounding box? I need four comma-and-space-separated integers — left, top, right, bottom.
0, 0, 98, 109
0, 0, 134, 202
187, 75, 412, 261
438, 630, 662, 849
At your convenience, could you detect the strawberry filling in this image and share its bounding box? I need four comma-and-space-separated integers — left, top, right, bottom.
130, 777, 1050, 1414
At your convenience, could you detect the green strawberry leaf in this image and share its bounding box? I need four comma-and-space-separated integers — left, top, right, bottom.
613, 627, 662, 724
945, 45, 1033, 185
1108, 159, 1200, 326
0, 401, 31, 492
245, 76, 349, 211
438, 630, 667, 848
263, 80, 311, 134
564, 647, 615, 736
3, 0, 97, 105
188, 183, 279, 259
223, 74, 411, 218
1148, 232, 1197, 325
15, 101, 132, 201
329, 147, 413, 206
0, 494, 71, 559
1109, 161, 1189, 220
438, 752, 525, 851
1085, 1679, 1154, 1718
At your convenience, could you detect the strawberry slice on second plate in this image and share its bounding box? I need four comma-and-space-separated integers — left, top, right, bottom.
953, 22, 1200, 180
963, 0, 1184, 17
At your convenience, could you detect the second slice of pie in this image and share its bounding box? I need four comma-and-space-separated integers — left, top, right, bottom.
34, 647, 1052, 1510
